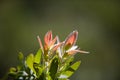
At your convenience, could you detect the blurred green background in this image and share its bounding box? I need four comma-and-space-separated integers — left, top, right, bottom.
0, 0, 120, 80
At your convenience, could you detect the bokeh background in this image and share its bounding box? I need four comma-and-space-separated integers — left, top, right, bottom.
0, 0, 120, 80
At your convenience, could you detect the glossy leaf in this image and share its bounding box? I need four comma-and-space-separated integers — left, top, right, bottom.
26, 54, 36, 74
34, 49, 42, 64
59, 71, 73, 79
60, 57, 74, 72
70, 61, 81, 71
60, 61, 81, 78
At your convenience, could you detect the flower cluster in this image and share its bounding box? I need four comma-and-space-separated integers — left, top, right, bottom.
38, 30, 88, 58
7, 30, 88, 80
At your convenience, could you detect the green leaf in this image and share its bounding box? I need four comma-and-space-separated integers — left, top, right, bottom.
60, 57, 74, 73
26, 53, 36, 74
60, 61, 81, 78
58, 78, 68, 80
8, 67, 17, 77
18, 52, 24, 61
70, 61, 81, 71
37, 67, 43, 77
9, 67, 16, 73
34, 63, 43, 77
38, 73, 44, 80
17, 52, 24, 71
34, 49, 42, 64
59, 71, 73, 79
46, 73, 52, 80
49, 58, 58, 80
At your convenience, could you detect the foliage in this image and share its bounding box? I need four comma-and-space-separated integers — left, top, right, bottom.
7, 30, 88, 80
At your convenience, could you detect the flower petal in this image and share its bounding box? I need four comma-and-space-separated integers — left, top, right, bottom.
50, 36, 57, 46
57, 36, 62, 58
44, 30, 52, 46
67, 50, 80, 55
51, 42, 63, 52
66, 46, 78, 52
77, 50, 89, 54
37, 36, 43, 52
67, 49, 89, 55
64, 30, 78, 49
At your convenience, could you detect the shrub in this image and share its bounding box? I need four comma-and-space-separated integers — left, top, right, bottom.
7, 30, 88, 80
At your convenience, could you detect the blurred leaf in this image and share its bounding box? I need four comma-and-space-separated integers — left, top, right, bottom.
38, 72, 44, 80
34, 49, 42, 64
26, 53, 36, 74
17, 66, 21, 71
18, 52, 24, 62
49, 58, 58, 80
46, 73, 52, 80
9, 67, 16, 73
17, 52, 24, 71
8, 67, 17, 77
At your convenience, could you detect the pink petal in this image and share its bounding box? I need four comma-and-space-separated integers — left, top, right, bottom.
78, 50, 89, 54
51, 42, 63, 51
57, 36, 62, 58
37, 36, 43, 51
64, 30, 78, 47
50, 36, 57, 46
67, 50, 80, 55
44, 31, 52, 46
67, 49, 89, 55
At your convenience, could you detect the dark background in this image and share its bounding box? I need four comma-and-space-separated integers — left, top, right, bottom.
0, 0, 120, 80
